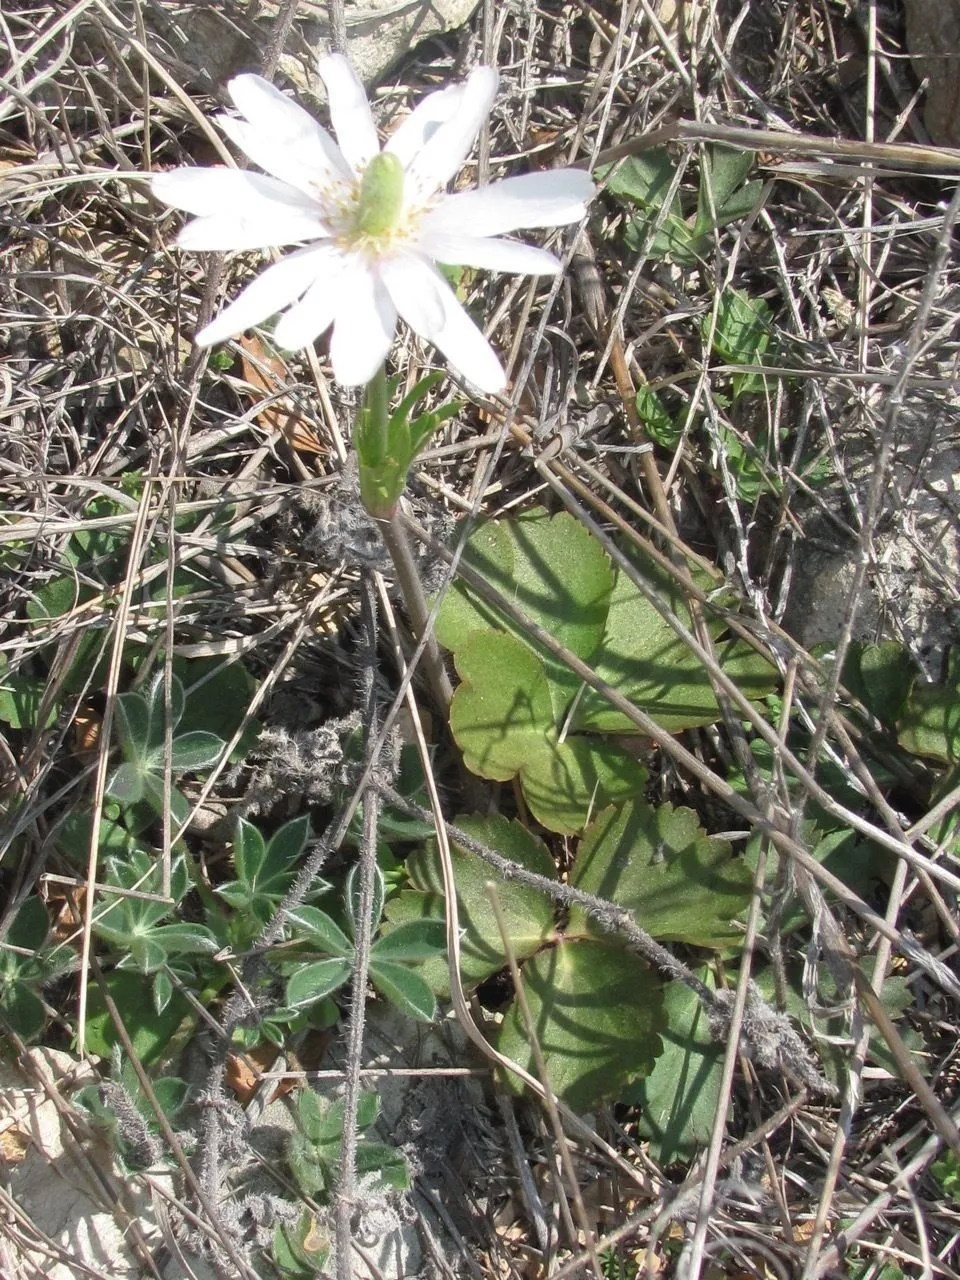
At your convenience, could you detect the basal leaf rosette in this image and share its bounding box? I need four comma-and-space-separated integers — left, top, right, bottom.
384, 795, 752, 1110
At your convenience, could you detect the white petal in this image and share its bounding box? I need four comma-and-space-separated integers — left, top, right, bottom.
175, 211, 329, 251
328, 260, 397, 384
423, 169, 595, 237
216, 116, 350, 200
153, 167, 318, 217
318, 55, 380, 174
381, 253, 505, 393
384, 82, 466, 171
154, 168, 330, 249
225, 74, 353, 187
379, 254, 445, 334
273, 251, 348, 349
421, 231, 561, 275
405, 66, 498, 199
195, 246, 331, 346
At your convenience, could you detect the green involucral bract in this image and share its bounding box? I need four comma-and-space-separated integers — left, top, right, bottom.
356, 153, 405, 238
356, 371, 460, 516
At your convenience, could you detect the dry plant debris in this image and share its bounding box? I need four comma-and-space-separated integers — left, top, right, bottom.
1, 1, 960, 1278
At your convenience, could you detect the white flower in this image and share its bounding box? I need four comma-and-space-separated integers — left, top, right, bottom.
152, 56, 594, 393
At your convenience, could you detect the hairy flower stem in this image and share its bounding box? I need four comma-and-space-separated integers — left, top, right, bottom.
335, 575, 382, 1280
376, 510, 453, 718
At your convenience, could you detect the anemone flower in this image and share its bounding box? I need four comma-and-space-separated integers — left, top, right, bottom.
152, 56, 594, 393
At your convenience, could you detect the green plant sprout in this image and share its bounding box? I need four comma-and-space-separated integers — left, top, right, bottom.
600, 147, 833, 504
897, 648, 960, 765
281, 864, 447, 1023
286, 1088, 408, 1199
599, 1245, 639, 1280
636, 286, 832, 503
599, 145, 762, 267
705, 288, 774, 394
0, 897, 74, 1040
932, 1149, 960, 1205
841, 643, 960, 865
106, 672, 226, 829
273, 1089, 408, 1276
216, 815, 314, 938
91, 848, 219, 1012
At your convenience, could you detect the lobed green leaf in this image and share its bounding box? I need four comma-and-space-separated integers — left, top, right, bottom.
574, 553, 775, 734
498, 939, 664, 1110
437, 509, 614, 714
570, 799, 752, 949
385, 814, 558, 994
449, 630, 646, 833
624, 975, 725, 1163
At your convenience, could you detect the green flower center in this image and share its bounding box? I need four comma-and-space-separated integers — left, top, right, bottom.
355, 152, 405, 238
